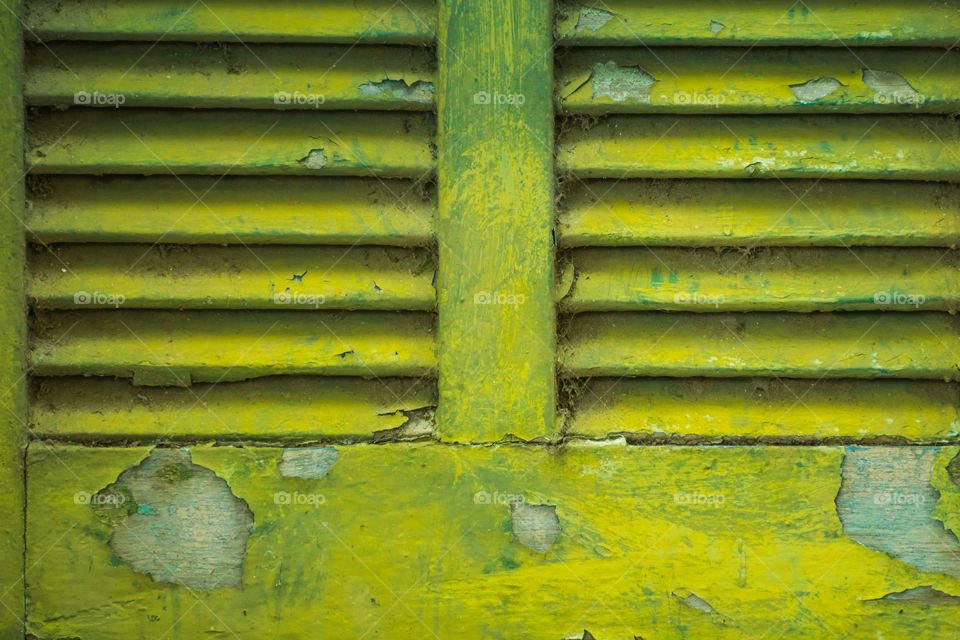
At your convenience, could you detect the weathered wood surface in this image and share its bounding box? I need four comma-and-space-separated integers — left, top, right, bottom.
25, 444, 960, 639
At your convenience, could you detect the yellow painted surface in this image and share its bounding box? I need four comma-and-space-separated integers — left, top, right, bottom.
25, 443, 960, 639
559, 179, 960, 247
558, 115, 960, 179
556, 0, 960, 46
26, 176, 434, 246
561, 312, 960, 379
30, 377, 436, 441
27, 109, 436, 176
558, 47, 960, 113
26, 43, 435, 110
29, 245, 436, 310
30, 310, 436, 381
570, 378, 960, 441
24, 0, 437, 43
562, 247, 959, 312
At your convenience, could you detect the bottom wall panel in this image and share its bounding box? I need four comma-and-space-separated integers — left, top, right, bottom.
25, 443, 960, 639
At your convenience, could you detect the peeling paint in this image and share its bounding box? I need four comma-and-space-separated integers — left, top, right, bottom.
673, 588, 734, 625
575, 7, 615, 32
866, 585, 960, 606
96, 448, 253, 591
279, 447, 339, 479
298, 148, 328, 169
510, 501, 560, 553
590, 61, 657, 103
709, 20, 725, 35
789, 77, 844, 103
373, 407, 436, 441
358, 78, 434, 103
862, 69, 919, 97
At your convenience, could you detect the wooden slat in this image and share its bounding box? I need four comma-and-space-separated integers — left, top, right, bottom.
26, 43, 435, 110
557, 115, 960, 180
561, 247, 959, 312
560, 312, 960, 379
26, 443, 960, 638
556, 0, 960, 46
569, 378, 960, 441
559, 179, 960, 247
28, 245, 436, 311
436, 0, 556, 441
27, 109, 436, 177
30, 376, 436, 440
558, 47, 960, 113
30, 310, 436, 381
26, 176, 434, 246
23, 0, 436, 43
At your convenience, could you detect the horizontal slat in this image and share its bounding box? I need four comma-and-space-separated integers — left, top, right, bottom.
30, 310, 436, 381
23, 0, 436, 43
30, 376, 436, 440
26, 176, 434, 245
559, 179, 960, 247
558, 115, 960, 180
560, 312, 960, 379
26, 43, 435, 110
556, 0, 960, 46
561, 247, 958, 312
569, 378, 960, 441
558, 47, 960, 113
27, 109, 436, 176
28, 245, 436, 310
26, 444, 960, 638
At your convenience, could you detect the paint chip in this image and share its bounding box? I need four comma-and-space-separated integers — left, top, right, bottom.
358, 79, 435, 103
672, 588, 734, 625
510, 501, 561, 553
96, 448, 254, 591
709, 20, 725, 35
866, 585, 960, 606
575, 7, 615, 32
279, 447, 340, 479
298, 148, 328, 169
862, 69, 919, 98
591, 61, 657, 103
789, 77, 844, 103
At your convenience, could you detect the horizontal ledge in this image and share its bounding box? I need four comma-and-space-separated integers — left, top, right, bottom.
560, 311, 960, 379
26, 43, 435, 111
560, 247, 959, 312
556, 0, 960, 46
27, 109, 436, 177
568, 377, 960, 441
30, 309, 437, 381
26, 175, 435, 246
29, 376, 436, 441
557, 47, 960, 114
28, 244, 437, 310
557, 115, 960, 180
558, 179, 960, 247
23, 0, 437, 43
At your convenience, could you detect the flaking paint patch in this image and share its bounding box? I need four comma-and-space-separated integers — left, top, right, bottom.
591, 61, 657, 103
862, 69, 919, 98
836, 447, 960, 578
510, 501, 561, 553
575, 7, 615, 32
298, 148, 328, 169
865, 585, 960, 606
358, 79, 435, 103
279, 447, 339, 479
789, 77, 844, 103
97, 448, 254, 591
709, 20, 725, 35
673, 588, 735, 625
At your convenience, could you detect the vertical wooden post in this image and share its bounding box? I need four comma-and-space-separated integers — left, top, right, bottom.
0, 3, 25, 638
436, 0, 556, 441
